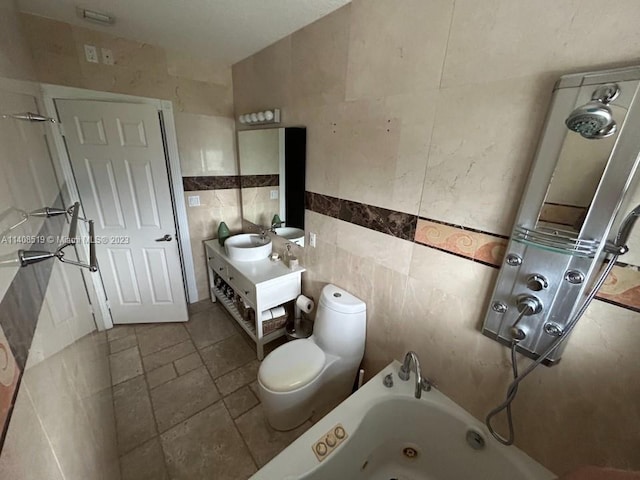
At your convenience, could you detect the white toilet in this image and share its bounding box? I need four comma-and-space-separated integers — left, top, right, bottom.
257, 284, 366, 431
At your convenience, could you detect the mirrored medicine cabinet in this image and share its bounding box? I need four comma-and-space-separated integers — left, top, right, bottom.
237, 127, 306, 244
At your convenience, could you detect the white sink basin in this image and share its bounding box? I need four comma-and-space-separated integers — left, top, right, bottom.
224, 234, 272, 262
274, 227, 305, 246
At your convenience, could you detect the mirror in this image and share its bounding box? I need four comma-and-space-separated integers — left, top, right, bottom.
537, 100, 628, 234
237, 127, 306, 245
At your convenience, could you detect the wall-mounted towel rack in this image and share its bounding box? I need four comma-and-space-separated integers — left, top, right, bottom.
1, 112, 56, 123
17, 202, 98, 272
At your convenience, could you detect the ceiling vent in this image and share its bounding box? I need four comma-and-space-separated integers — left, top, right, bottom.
76, 7, 115, 26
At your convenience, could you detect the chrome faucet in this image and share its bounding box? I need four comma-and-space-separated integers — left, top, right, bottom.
269, 220, 284, 232
257, 228, 269, 243
398, 351, 432, 399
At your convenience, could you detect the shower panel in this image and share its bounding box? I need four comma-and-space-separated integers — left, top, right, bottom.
482, 66, 640, 364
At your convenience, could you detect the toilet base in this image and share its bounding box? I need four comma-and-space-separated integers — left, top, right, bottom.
258, 367, 358, 431
258, 379, 317, 431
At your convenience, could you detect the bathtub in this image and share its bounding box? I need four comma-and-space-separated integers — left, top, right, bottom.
251, 360, 555, 480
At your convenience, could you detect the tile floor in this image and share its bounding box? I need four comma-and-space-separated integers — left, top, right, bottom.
107, 300, 310, 480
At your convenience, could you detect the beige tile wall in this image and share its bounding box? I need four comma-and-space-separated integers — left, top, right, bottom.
0, 331, 119, 480
0, 0, 36, 81
232, 1, 640, 474
0, 5, 118, 473
185, 190, 242, 301
20, 13, 240, 301
240, 186, 280, 229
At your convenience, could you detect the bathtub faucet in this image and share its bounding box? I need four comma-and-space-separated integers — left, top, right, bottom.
399, 351, 433, 399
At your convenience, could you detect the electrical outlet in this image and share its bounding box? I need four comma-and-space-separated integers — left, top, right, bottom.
309, 232, 317, 248
84, 44, 99, 63
101, 48, 114, 65
188, 195, 200, 207
270, 189, 279, 200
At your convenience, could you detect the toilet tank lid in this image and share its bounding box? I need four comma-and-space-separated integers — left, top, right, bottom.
320, 284, 366, 314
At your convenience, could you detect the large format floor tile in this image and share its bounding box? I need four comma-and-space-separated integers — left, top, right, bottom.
109, 334, 138, 355
223, 386, 259, 419
185, 306, 238, 350
174, 351, 203, 375
146, 363, 177, 389
109, 346, 143, 386
161, 402, 257, 480
120, 437, 168, 480
235, 404, 313, 468
200, 334, 255, 378
141, 340, 196, 372
113, 376, 157, 455
137, 324, 190, 356
150, 366, 220, 432
113, 307, 304, 478
215, 360, 260, 396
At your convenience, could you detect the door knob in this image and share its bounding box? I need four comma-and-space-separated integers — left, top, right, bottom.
155, 234, 172, 242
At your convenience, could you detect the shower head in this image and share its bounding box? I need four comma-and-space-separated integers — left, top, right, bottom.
565, 102, 616, 139
565, 83, 620, 139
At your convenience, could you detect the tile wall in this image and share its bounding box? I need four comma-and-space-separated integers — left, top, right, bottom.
19, 13, 240, 301
0, 1, 118, 476
232, 0, 640, 474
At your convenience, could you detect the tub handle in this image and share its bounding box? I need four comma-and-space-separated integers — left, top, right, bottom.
421, 376, 435, 392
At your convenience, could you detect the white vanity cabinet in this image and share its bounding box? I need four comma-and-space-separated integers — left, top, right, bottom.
205, 240, 305, 360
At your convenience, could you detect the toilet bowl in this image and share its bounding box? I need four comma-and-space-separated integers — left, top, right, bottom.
257, 284, 366, 431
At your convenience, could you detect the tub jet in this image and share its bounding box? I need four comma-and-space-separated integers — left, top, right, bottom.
402, 447, 418, 459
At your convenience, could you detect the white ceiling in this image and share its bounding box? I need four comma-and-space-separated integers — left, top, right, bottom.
17, 0, 351, 66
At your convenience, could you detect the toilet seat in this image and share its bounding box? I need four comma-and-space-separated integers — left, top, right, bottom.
259, 339, 326, 392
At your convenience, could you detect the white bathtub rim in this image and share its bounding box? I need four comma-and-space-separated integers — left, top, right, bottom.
250, 360, 555, 480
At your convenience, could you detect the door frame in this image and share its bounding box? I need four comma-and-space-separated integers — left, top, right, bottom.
40, 84, 198, 329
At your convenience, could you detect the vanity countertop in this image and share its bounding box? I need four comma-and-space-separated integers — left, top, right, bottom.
204, 240, 305, 285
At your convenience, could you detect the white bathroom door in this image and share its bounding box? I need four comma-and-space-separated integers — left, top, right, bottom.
56, 99, 188, 324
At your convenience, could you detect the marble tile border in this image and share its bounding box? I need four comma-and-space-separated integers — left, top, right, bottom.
182, 175, 280, 191
305, 191, 417, 241
239, 174, 279, 189
305, 191, 640, 312
183, 176, 240, 191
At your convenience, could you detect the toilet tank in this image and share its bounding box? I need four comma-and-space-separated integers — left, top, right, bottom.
313, 284, 366, 360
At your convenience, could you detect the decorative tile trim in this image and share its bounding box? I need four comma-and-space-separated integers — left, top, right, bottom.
240, 174, 279, 188
305, 192, 417, 241
305, 191, 640, 312
306, 191, 341, 218
415, 218, 640, 311
340, 199, 417, 241
597, 264, 640, 312
414, 218, 508, 268
183, 176, 240, 191
182, 175, 280, 191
